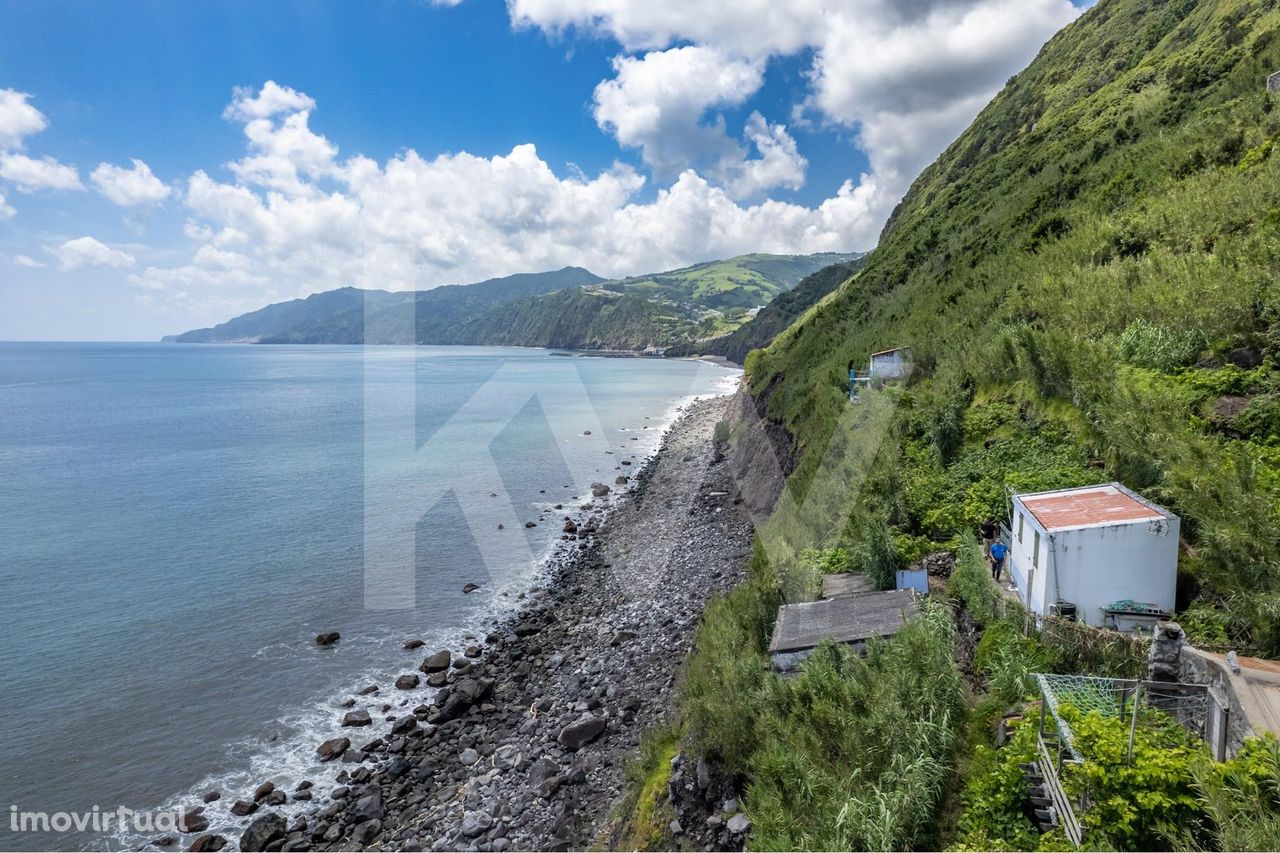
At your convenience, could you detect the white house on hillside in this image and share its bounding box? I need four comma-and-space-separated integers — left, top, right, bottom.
849, 347, 912, 401
869, 347, 912, 381
1005, 482, 1179, 629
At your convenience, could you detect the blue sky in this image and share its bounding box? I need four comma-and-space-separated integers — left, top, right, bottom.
0, 0, 1090, 340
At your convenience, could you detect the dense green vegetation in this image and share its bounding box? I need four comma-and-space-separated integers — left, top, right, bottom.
949, 537, 1280, 852
169, 252, 859, 350
675, 537, 966, 851
617, 3, 1280, 850
749, 0, 1280, 652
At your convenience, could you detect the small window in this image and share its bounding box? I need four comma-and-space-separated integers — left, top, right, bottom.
1033, 530, 1041, 568
1017, 513, 1024, 543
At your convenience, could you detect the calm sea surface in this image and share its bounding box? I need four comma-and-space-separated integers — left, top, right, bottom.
0, 342, 738, 850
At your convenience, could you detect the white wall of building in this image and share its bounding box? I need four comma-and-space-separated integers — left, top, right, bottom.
869, 350, 910, 381
1006, 494, 1178, 627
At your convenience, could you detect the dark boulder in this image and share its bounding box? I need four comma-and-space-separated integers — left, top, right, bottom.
188, 834, 226, 852
557, 714, 607, 751
230, 800, 258, 817
419, 650, 451, 673
316, 736, 349, 762
180, 810, 208, 834
527, 757, 560, 788
349, 788, 384, 824
239, 813, 286, 853
403, 639, 425, 650
342, 709, 372, 727
314, 632, 340, 647
395, 673, 420, 689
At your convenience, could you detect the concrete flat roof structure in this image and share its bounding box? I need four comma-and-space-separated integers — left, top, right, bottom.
821, 573, 877, 599
769, 590, 918, 657
1019, 483, 1167, 532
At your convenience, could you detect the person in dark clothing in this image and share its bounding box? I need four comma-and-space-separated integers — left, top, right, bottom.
980, 517, 997, 556
989, 537, 1008, 581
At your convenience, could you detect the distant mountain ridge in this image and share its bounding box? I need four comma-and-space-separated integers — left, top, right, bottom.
167, 267, 601, 344
165, 252, 862, 351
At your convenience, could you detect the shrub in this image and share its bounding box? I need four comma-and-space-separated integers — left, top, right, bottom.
1186, 736, 1280, 852
1058, 703, 1204, 849
744, 603, 964, 851
1115, 319, 1207, 371
679, 537, 780, 774
952, 715, 1048, 851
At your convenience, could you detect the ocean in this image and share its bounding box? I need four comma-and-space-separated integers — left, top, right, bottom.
0, 342, 739, 850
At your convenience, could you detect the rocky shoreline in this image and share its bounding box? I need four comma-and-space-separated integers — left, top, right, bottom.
175, 394, 755, 852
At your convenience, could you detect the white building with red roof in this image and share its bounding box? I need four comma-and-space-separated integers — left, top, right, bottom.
1005, 482, 1179, 629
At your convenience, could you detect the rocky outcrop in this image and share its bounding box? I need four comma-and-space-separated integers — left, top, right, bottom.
725, 387, 793, 526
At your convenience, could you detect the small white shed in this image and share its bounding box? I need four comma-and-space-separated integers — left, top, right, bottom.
1005, 483, 1179, 629
868, 347, 912, 382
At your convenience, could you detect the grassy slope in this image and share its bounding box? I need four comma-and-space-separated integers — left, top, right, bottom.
678, 255, 868, 363
605, 252, 861, 312
454, 252, 863, 350
752, 0, 1280, 649
453, 288, 684, 350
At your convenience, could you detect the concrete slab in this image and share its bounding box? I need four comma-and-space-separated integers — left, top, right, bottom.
770, 590, 918, 656
821, 573, 876, 599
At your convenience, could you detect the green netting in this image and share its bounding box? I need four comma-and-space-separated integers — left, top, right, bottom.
1036, 673, 1211, 762
1037, 673, 1123, 759
1103, 599, 1169, 616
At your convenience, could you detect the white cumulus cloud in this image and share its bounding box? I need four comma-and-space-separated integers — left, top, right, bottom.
592, 46, 762, 175
127, 82, 874, 306
0, 89, 48, 149
0, 152, 83, 192
591, 46, 803, 198
517, 0, 1083, 233
52, 236, 135, 270
91, 159, 171, 206
222, 80, 316, 121
12, 253, 44, 267
0, 192, 13, 219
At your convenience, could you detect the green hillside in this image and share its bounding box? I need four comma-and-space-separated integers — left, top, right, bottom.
651, 2, 1280, 851
754, 0, 1280, 650
603, 252, 858, 314
456, 252, 864, 351
168, 287, 409, 343
257, 267, 602, 344
672, 254, 868, 363
454, 287, 683, 350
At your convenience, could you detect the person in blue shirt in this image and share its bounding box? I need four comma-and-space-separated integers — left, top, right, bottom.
989, 537, 1008, 581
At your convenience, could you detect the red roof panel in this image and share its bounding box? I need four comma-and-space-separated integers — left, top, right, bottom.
1021, 485, 1162, 531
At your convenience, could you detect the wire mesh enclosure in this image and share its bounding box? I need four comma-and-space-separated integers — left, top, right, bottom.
1036, 673, 1215, 762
